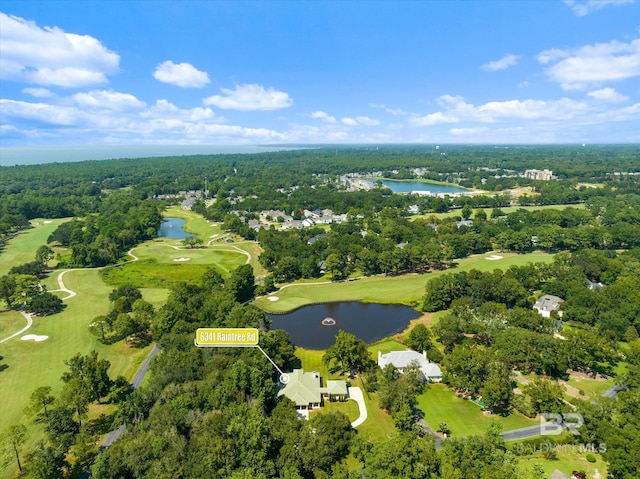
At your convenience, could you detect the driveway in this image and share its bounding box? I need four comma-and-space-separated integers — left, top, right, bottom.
348, 386, 368, 428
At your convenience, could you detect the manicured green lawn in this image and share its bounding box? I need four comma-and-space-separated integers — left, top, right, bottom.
368, 338, 407, 356
0, 217, 71, 277
566, 375, 616, 399
0, 269, 152, 479
310, 399, 360, 422
101, 242, 248, 288
164, 206, 221, 239
0, 310, 25, 338
516, 448, 607, 478
353, 377, 399, 443
255, 251, 554, 313
417, 383, 537, 438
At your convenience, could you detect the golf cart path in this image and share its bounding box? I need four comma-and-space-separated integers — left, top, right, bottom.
0, 310, 33, 344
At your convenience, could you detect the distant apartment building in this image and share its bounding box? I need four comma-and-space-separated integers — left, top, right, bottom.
524, 169, 553, 181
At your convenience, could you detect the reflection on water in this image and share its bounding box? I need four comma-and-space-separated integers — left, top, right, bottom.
268, 301, 419, 349
157, 217, 195, 239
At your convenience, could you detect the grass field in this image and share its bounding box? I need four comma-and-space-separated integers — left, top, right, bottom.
164, 206, 221, 239
417, 383, 537, 438
0, 310, 25, 339
516, 448, 607, 478
255, 251, 554, 313
0, 218, 71, 277
310, 398, 360, 422
0, 268, 152, 479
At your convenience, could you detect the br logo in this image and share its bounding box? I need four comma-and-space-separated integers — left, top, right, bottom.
541, 413, 584, 436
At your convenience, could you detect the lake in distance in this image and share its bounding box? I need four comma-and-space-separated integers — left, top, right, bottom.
268, 301, 419, 349
379, 179, 467, 195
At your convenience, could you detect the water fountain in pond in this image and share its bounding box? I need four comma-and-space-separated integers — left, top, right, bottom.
321, 317, 337, 326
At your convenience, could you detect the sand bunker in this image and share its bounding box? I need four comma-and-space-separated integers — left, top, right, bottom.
21, 334, 49, 342
485, 255, 504, 261
173, 257, 191, 262
43, 220, 52, 224
268, 296, 280, 302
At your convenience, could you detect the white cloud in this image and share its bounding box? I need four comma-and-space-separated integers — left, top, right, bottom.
339, 116, 380, 126
22, 87, 54, 98
369, 103, 408, 116
449, 127, 489, 135
587, 87, 629, 102
309, 111, 336, 123
409, 111, 459, 126
203, 84, 293, 110
73, 90, 146, 111
564, 0, 635, 17
0, 99, 82, 125
355, 116, 380, 126
0, 12, 119, 87
409, 94, 591, 126
152, 61, 210, 88
481, 54, 521, 71
538, 38, 640, 89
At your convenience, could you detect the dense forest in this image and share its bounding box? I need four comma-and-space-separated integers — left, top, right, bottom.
1, 145, 640, 478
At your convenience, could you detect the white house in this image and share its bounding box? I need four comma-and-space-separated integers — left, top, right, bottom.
378, 350, 442, 382
533, 294, 564, 318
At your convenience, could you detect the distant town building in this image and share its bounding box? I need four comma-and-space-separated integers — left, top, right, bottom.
524, 169, 553, 181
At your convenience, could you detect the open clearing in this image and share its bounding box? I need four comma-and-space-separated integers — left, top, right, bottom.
0, 217, 71, 277
417, 383, 537, 438
101, 243, 248, 288
516, 449, 607, 478
254, 251, 554, 313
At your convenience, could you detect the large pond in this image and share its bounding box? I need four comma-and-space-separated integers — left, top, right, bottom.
157, 217, 195, 239
268, 301, 419, 349
379, 179, 467, 195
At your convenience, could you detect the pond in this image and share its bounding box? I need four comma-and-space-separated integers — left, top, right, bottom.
267, 301, 419, 350
157, 217, 195, 239
379, 179, 467, 195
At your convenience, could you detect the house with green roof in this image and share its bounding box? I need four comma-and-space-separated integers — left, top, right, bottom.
277, 369, 348, 411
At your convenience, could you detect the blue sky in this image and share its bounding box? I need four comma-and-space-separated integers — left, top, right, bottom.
1, 0, 639, 146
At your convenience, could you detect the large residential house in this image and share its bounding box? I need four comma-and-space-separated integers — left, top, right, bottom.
533, 294, 564, 318
377, 350, 443, 382
277, 369, 348, 412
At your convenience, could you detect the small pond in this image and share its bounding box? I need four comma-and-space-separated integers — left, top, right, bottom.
157, 217, 195, 239
268, 301, 419, 350
379, 179, 467, 195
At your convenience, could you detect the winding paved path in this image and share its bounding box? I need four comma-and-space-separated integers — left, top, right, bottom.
0, 310, 33, 344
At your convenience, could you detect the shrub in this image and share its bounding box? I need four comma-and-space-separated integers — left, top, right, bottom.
586, 453, 596, 463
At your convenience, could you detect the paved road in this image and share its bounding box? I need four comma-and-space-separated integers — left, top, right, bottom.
600, 385, 626, 399
501, 424, 546, 441
80, 344, 161, 478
